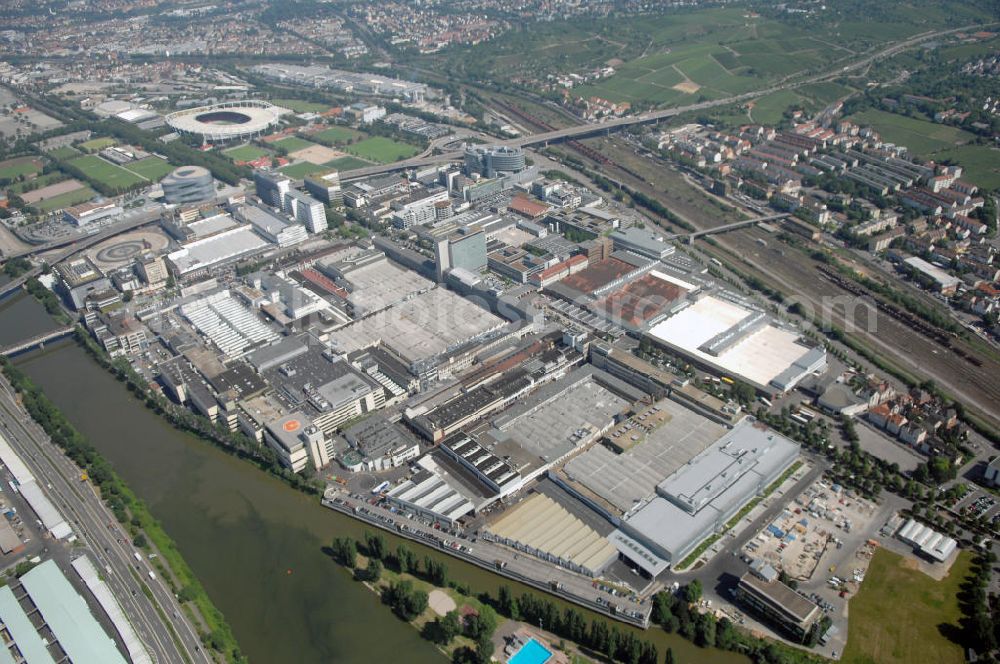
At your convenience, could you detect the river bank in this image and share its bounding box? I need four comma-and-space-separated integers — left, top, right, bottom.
6, 296, 747, 664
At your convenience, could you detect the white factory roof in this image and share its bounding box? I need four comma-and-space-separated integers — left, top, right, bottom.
180, 290, 280, 358
186, 212, 238, 239
647, 294, 821, 390
620, 418, 800, 565
896, 518, 957, 563
327, 287, 506, 364
167, 225, 269, 275
903, 257, 961, 290
71, 555, 152, 664
116, 108, 159, 123
387, 458, 475, 522
0, 432, 72, 540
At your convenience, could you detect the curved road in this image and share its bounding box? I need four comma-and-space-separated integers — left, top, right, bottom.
339, 21, 995, 181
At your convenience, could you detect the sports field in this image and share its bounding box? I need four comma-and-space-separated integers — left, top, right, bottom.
0, 156, 43, 180
346, 137, 420, 163
223, 144, 271, 162
274, 136, 318, 153
45, 146, 80, 160
841, 548, 970, 664
314, 126, 364, 145
272, 98, 332, 113
325, 156, 372, 171
67, 155, 147, 189
33, 186, 97, 212
78, 137, 117, 153
279, 162, 326, 179
8, 172, 66, 195
848, 109, 976, 155
126, 157, 173, 181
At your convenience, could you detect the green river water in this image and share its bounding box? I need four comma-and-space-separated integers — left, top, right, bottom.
3, 292, 747, 664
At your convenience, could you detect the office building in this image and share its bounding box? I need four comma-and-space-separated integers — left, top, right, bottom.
283, 189, 328, 233
736, 569, 821, 642
84, 311, 147, 357
304, 169, 342, 205
234, 204, 308, 248
610, 227, 676, 261
464, 145, 527, 178
340, 415, 421, 472
348, 103, 387, 124
253, 170, 291, 208
256, 340, 386, 437
265, 412, 328, 473
434, 226, 487, 281
63, 200, 123, 227
137, 254, 168, 286
161, 166, 215, 205
55, 257, 112, 310
391, 187, 451, 230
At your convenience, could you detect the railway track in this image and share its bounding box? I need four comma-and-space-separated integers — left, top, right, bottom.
817, 266, 984, 368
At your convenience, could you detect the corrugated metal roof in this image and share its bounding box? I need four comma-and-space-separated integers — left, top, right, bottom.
0, 585, 55, 664
19, 560, 127, 664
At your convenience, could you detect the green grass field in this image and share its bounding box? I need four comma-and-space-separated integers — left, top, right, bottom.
32, 186, 96, 212
78, 137, 117, 153
126, 157, 173, 181
560, 10, 843, 106
273, 136, 318, 153
847, 109, 999, 189
272, 98, 333, 113
848, 109, 976, 155
325, 156, 372, 171
932, 145, 1000, 191
749, 90, 804, 125
223, 144, 271, 162
313, 126, 364, 145
346, 137, 420, 163
45, 146, 80, 160
842, 549, 970, 664
67, 155, 147, 190
448, 1, 994, 112
8, 172, 67, 194
279, 162, 326, 179
0, 156, 43, 180
797, 81, 856, 106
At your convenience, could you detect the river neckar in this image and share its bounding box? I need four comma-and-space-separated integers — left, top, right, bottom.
9, 313, 747, 664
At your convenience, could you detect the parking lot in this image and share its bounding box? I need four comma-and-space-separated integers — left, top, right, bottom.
952, 487, 1000, 529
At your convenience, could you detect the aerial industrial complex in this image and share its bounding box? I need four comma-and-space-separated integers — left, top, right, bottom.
2, 9, 996, 662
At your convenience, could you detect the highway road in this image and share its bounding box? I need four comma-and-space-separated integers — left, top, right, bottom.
0, 375, 210, 664
0, 211, 163, 300
338, 21, 994, 182
1, 208, 162, 263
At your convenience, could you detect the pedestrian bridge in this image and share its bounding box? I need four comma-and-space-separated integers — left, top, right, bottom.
0, 327, 74, 357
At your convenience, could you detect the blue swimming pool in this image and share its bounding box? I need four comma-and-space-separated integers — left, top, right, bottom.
509, 638, 553, 664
